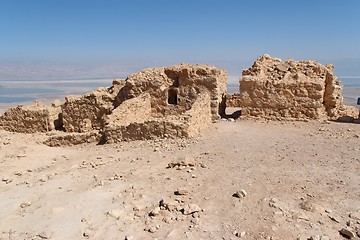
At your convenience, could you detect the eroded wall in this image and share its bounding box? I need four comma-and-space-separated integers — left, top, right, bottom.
238, 54, 344, 120
0, 102, 61, 133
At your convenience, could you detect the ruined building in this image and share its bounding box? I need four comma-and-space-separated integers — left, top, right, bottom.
0, 56, 357, 146
0, 64, 227, 145
232, 54, 347, 120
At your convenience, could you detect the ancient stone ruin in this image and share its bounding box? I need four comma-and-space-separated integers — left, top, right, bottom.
0, 56, 358, 146
0, 101, 62, 133
0, 64, 227, 145
231, 54, 349, 120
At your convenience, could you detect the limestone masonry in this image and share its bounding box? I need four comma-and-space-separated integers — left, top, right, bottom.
0, 64, 227, 145
0, 57, 358, 146
236, 54, 345, 120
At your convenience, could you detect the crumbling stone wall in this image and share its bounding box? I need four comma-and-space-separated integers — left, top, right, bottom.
185, 92, 212, 136
104, 93, 152, 127
225, 93, 242, 108
115, 64, 227, 121
44, 131, 101, 147
0, 64, 226, 145
61, 79, 125, 132
238, 54, 344, 120
0, 102, 61, 133
104, 92, 212, 143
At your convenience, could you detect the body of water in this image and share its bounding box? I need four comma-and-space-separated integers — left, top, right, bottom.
0, 77, 359, 109
0, 78, 113, 104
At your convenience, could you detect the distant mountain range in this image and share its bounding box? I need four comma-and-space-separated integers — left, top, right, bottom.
0, 58, 359, 82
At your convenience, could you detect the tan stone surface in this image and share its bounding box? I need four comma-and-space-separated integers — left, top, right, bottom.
225, 93, 241, 107
59, 64, 226, 144
61, 82, 123, 133
44, 131, 101, 147
238, 54, 345, 120
104, 92, 212, 143
115, 64, 227, 121
0, 102, 61, 133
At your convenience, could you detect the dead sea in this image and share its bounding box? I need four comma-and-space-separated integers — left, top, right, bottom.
0, 77, 359, 114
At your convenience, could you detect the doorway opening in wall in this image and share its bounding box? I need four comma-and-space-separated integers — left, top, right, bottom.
168, 88, 178, 105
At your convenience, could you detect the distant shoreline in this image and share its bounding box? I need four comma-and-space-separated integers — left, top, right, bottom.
1, 84, 359, 115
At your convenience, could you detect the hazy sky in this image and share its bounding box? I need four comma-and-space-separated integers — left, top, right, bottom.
1, 0, 360, 80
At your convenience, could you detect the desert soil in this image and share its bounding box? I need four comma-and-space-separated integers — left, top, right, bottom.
0, 119, 360, 240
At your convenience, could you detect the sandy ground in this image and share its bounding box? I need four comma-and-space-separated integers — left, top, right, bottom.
0, 119, 360, 240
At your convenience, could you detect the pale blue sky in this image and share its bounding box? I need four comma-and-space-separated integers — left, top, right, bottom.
0, 0, 359, 80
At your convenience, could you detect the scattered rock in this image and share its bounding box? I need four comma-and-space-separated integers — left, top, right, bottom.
174, 189, 190, 196
2, 177, 12, 184
168, 156, 197, 168
350, 210, 360, 221
37, 232, 50, 239
269, 198, 289, 212
309, 236, 330, 240
293, 211, 309, 221
149, 207, 161, 217
233, 189, 247, 198
339, 227, 356, 238
147, 226, 157, 233
328, 214, 341, 223
20, 201, 31, 208
299, 202, 323, 212
234, 231, 246, 238
107, 209, 123, 219
160, 198, 179, 212
182, 203, 202, 215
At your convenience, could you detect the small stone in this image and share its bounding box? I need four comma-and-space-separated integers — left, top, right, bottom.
175, 189, 190, 196
339, 227, 356, 238
125, 235, 134, 240
328, 214, 340, 223
309, 236, 320, 240
192, 212, 200, 218
148, 226, 157, 233
293, 212, 309, 221
300, 202, 314, 212
2, 177, 12, 184
107, 209, 123, 219
160, 198, 179, 212
37, 232, 50, 239
20, 201, 31, 208
235, 231, 246, 237
149, 207, 161, 217
233, 189, 247, 198
350, 210, 360, 220
182, 204, 202, 215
